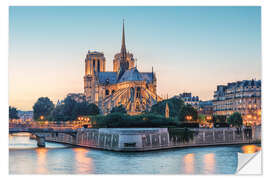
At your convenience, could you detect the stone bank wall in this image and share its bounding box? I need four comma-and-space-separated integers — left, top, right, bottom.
44, 127, 261, 151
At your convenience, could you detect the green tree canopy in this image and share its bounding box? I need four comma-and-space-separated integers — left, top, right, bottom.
33, 97, 54, 121
178, 104, 198, 123
63, 96, 77, 120
110, 105, 127, 114
91, 112, 179, 128
228, 112, 243, 127
87, 103, 100, 115
213, 115, 227, 124
150, 97, 184, 117
51, 104, 65, 121
51, 96, 100, 121
9, 106, 19, 120
198, 114, 206, 124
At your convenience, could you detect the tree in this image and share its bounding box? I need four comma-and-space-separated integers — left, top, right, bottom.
51, 104, 65, 122
150, 97, 185, 117
50, 94, 100, 122
87, 103, 100, 115
228, 112, 243, 127
33, 97, 54, 121
9, 106, 19, 120
110, 105, 127, 114
178, 104, 198, 123
62, 96, 77, 120
213, 115, 227, 124
198, 114, 206, 125
72, 102, 100, 118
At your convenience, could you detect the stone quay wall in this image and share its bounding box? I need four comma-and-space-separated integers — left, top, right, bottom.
44, 126, 261, 151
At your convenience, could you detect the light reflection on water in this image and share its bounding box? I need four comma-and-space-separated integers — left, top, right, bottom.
9, 133, 261, 174
203, 153, 215, 174
73, 148, 93, 174
241, 144, 261, 154
183, 153, 194, 174
36, 148, 48, 174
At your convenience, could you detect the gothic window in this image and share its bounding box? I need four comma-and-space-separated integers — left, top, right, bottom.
105, 89, 110, 96
93, 60, 96, 72
136, 87, 141, 98
98, 60, 100, 72
130, 87, 135, 101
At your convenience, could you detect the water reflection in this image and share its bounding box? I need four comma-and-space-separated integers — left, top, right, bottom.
36, 148, 48, 174
241, 145, 261, 154
9, 134, 260, 174
183, 153, 194, 174
73, 148, 93, 174
203, 153, 215, 173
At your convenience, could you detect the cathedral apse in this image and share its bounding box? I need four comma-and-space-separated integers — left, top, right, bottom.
83, 21, 162, 115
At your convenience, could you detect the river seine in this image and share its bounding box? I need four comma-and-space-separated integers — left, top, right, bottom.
9, 133, 260, 174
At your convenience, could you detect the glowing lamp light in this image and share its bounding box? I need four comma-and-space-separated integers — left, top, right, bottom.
185, 115, 192, 121
40, 116, 44, 120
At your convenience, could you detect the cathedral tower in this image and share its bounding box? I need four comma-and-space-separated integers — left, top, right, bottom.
85, 51, 105, 75
84, 51, 106, 102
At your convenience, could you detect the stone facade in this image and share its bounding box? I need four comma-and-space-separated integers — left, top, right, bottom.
198, 100, 213, 116
175, 92, 200, 109
44, 127, 261, 152
113, 52, 135, 72
84, 22, 161, 115
213, 79, 261, 125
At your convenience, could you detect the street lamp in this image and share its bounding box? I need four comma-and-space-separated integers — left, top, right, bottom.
206, 115, 212, 121
185, 115, 192, 121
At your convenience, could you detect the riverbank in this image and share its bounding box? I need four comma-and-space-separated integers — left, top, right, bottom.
41, 127, 261, 152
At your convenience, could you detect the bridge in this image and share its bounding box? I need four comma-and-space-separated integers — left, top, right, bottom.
9, 122, 79, 147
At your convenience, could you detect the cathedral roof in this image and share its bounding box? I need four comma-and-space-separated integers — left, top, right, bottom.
118, 67, 144, 83
98, 72, 117, 85
141, 72, 154, 83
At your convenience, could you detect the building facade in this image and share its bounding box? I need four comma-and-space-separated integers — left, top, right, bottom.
198, 100, 213, 116
213, 79, 261, 125
84, 22, 162, 115
17, 111, 33, 122
175, 92, 200, 109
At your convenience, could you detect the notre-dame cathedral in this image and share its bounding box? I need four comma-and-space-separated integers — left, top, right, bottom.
83, 21, 162, 115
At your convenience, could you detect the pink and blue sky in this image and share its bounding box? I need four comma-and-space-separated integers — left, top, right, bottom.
9, 6, 261, 110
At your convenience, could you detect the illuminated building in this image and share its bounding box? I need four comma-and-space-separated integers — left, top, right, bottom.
198, 100, 213, 116
213, 79, 261, 125
17, 110, 33, 122
83, 21, 162, 115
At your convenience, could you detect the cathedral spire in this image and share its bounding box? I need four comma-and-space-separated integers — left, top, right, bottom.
117, 19, 129, 80
121, 19, 127, 55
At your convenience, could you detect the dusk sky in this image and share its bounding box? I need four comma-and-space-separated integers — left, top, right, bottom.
9, 6, 261, 111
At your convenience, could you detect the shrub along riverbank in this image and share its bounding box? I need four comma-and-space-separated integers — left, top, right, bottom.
91, 113, 179, 128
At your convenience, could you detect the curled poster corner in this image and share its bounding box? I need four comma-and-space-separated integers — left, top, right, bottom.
236, 151, 262, 175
